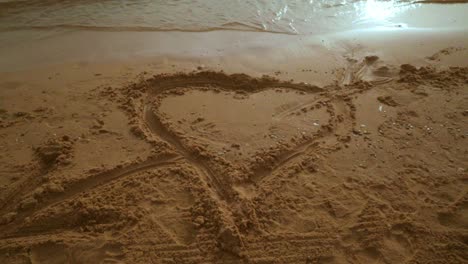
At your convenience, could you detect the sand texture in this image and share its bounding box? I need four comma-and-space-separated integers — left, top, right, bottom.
0, 57, 467, 263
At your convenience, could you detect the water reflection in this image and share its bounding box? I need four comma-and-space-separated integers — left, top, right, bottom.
353, 0, 418, 25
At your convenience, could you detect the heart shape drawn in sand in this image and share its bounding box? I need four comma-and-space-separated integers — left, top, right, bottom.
158, 87, 330, 163
145, 73, 332, 168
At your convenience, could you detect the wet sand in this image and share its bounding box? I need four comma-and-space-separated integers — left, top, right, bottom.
0, 9, 468, 264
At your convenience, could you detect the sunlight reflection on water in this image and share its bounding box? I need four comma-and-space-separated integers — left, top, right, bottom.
355, 0, 419, 25
0, 0, 463, 35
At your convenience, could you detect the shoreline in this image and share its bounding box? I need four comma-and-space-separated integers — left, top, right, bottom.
1, 27, 467, 83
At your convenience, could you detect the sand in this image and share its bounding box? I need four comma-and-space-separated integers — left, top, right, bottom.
0, 11, 468, 264
0, 58, 467, 263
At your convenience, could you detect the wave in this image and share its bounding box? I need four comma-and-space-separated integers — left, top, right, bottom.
0, 24, 297, 35
0, 0, 466, 36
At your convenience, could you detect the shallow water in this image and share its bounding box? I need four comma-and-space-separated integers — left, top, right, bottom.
0, 0, 449, 34
0, 0, 467, 69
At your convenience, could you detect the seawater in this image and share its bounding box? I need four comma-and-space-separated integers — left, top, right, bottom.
0, 0, 422, 34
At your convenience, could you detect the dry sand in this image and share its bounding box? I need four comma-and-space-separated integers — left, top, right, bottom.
0, 22, 467, 264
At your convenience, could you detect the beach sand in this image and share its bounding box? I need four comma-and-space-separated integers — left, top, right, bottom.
0, 3, 467, 264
